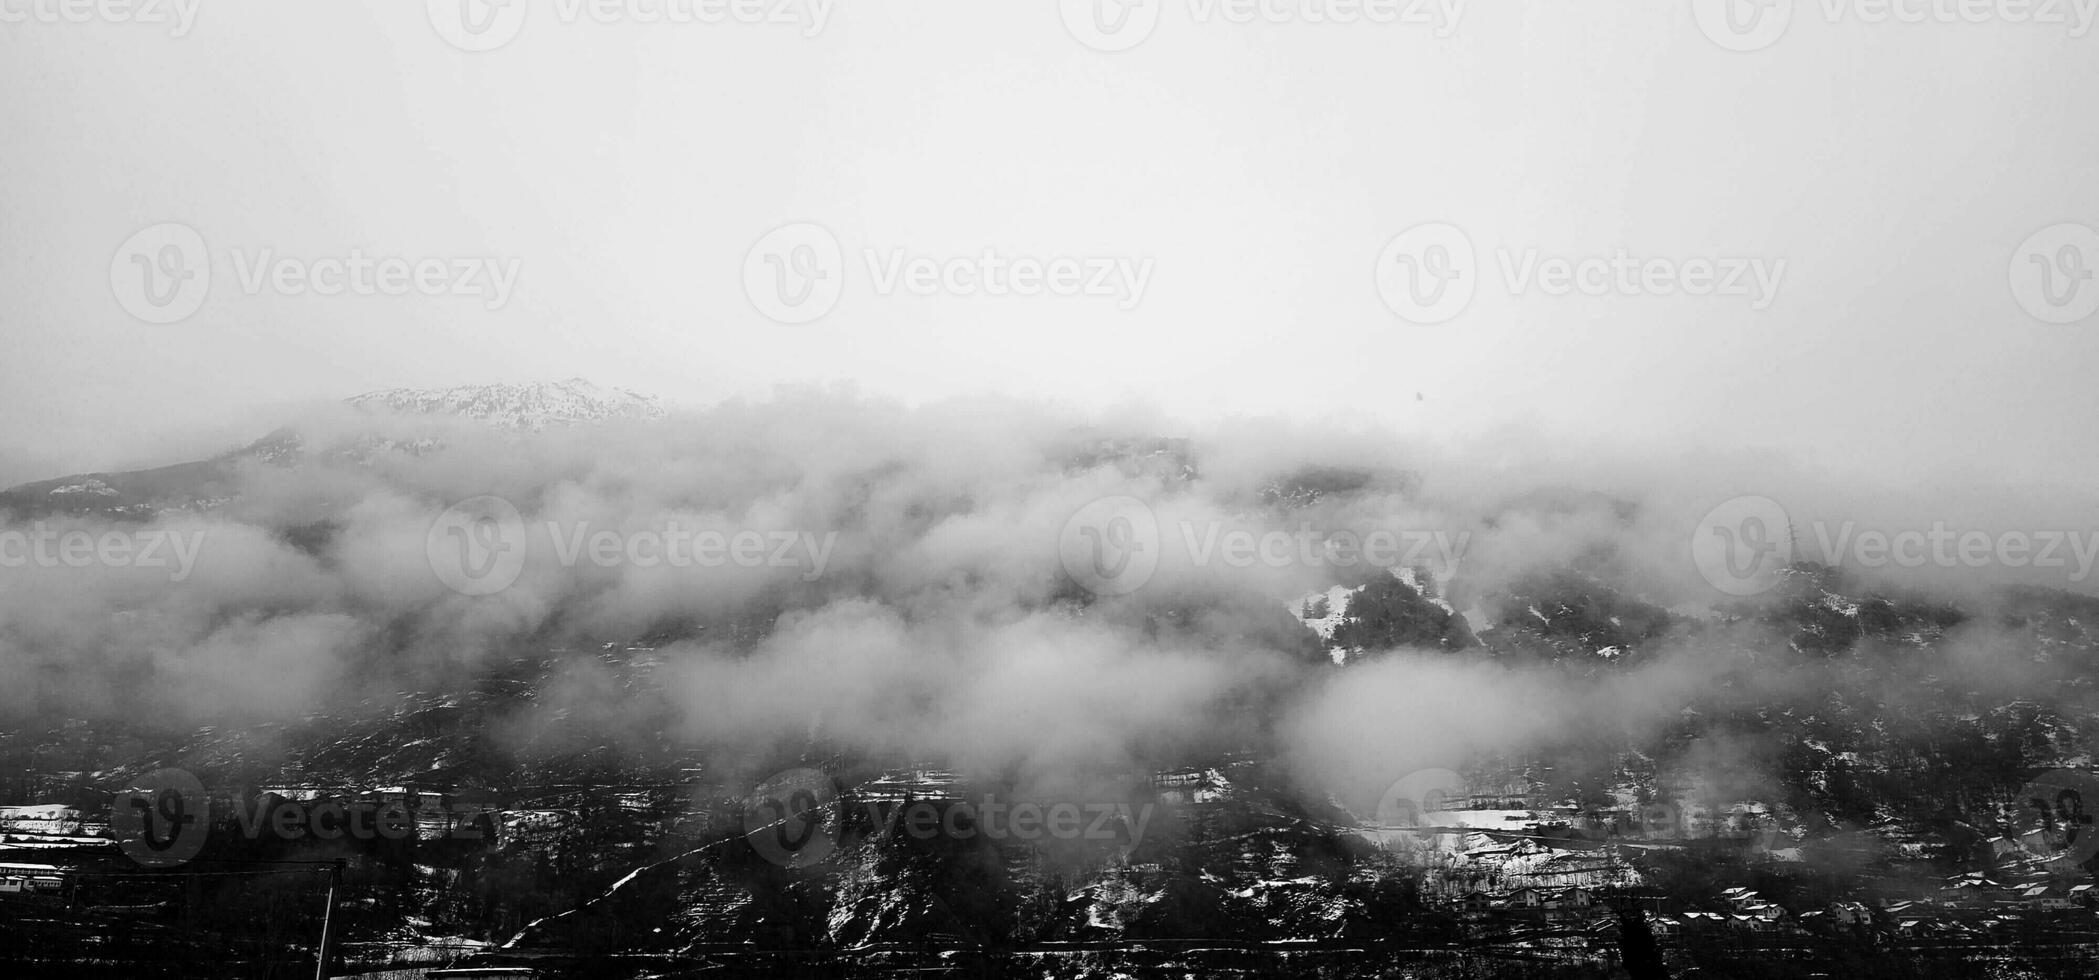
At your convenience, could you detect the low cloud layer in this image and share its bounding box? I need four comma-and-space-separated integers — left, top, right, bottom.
2, 389, 2093, 813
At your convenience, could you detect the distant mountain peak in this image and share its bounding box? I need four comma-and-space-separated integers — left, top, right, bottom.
345, 379, 667, 432
0, 381, 669, 519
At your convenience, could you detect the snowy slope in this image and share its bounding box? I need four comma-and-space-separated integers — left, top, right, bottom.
346, 378, 667, 431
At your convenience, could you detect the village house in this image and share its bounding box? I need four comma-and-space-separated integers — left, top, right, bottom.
2017, 881, 2082, 911
1827, 901, 1871, 926
0, 862, 67, 897
1717, 886, 1785, 922
425, 968, 543, 980
1931, 872, 1998, 906
1731, 913, 1776, 932
1679, 911, 1727, 932
0, 804, 104, 838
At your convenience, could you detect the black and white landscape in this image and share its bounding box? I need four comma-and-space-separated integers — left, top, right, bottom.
6, 4, 2099, 979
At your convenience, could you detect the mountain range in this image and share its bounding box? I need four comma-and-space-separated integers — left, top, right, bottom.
0, 379, 665, 521
3, 383, 2098, 978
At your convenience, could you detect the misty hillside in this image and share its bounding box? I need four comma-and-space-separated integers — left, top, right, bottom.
4, 386, 2099, 978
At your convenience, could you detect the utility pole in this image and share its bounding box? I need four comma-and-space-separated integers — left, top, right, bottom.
313, 858, 345, 980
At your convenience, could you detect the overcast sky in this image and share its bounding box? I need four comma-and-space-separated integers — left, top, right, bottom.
3, 1, 2097, 489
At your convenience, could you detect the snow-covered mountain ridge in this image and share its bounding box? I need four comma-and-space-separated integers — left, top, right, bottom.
346, 378, 667, 431
0, 380, 670, 518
